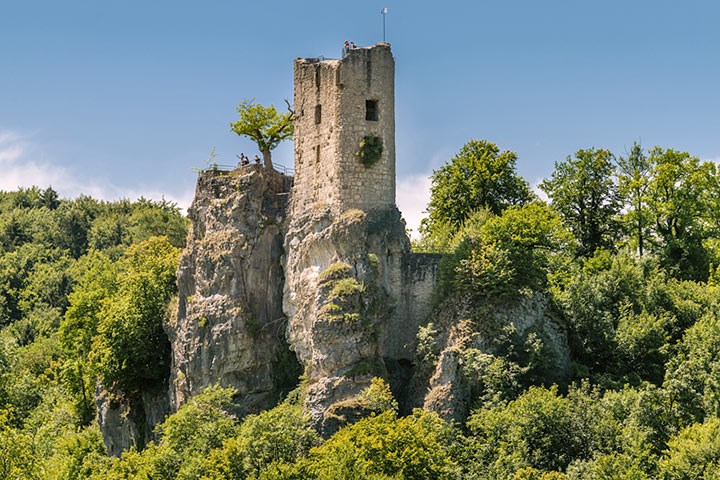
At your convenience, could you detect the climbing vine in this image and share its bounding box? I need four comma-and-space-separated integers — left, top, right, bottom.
356, 135, 384, 167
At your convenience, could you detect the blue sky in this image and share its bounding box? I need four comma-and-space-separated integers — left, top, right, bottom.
2, 1, 719, 234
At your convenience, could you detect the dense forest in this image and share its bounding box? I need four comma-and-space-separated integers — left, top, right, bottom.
2, 141, 720, 479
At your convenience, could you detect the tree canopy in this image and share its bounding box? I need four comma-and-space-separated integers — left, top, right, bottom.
540, 148, 620, 258
421, 140, 533, 240
230, 99, 294, 169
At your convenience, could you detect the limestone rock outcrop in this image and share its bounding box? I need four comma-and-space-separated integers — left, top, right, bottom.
162, 165, 438, 438
283, 206, 423, 435
95, 385, 169, 457
167, 166, 300, 415
154, 164, 570, 442
411, 291, 571, 423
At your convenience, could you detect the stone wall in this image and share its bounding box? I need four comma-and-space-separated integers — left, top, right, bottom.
388, 253, 442, 359
293, 44, 395, 216
284, 43, 443, 432
293, 57, 342, 213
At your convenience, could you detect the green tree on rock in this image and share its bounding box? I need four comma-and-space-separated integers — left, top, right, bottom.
230, 99, 294, 170
454, 202, 572, 299
90, 236, 180, 394
422, 140, 533, 238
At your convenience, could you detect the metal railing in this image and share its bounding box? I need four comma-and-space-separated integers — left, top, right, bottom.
201, 161, 294, 177
272, 162, 295, 176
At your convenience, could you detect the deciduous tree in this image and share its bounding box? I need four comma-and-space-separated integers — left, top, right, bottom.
644, 148, 715, 281
617, 143, 652, 256
230, 99, 294, 169
540, 148, 620, 258
90, 236, 179, 394
422, 140, 533, 239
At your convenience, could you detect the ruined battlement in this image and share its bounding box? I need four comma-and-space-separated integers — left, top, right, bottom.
292, 43, 395, 216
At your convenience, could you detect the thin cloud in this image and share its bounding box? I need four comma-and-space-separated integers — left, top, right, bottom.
0, 129, 193, 211
0, 132, 24, 164
0, 131, 74, 193
397, 173, 432, 240
530, 178, 549, 203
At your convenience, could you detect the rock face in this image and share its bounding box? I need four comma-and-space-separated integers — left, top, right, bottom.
167, 166, 300, 415
160, 164, 440, 439
158, 164, 570, 441
283, 206, 418, 435
96, 384, 169, 457
410, 291, 571, 423
159, 164, 441, 437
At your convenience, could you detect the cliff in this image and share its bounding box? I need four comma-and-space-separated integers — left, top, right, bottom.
96, 165, 571, 453
283, 204, 421, 435
409, 291, 571, 423
167, 165, 300, 415
164, 165, 440, 436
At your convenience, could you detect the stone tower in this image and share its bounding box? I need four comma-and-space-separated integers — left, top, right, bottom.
292, 43, 396, 214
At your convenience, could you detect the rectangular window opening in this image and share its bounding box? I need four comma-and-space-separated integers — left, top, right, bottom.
314, 105, 322, 125
315, 145, 321, 164
366, 100, 379, 121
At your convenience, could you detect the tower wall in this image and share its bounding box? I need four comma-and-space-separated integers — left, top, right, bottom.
293, 43, 395, 215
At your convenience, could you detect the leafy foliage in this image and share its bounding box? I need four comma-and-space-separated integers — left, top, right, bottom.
617, 142, 652, 257
658, 417, 720, 480
664, 312, 720, 425
422, 140, 533, 238
89, 236, 180, 394
540, 148, 620, 257
644, 147, 716, 281
356, 135, 384, 166
230, 98, 294, 169
266, 409, 460, 480
439, 202, 572, 302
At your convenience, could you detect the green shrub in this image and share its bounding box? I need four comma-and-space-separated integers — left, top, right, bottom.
355, 136, 383, 167
318, 262, 353, 284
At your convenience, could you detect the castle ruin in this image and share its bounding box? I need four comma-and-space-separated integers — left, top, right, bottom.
283, 43, 440, 432
292, 43, 396, 215
98, 43, 442, 453
95, 42, 572, 454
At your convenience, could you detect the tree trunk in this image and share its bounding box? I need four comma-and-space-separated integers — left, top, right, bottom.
637, 205, 644, 257
262, 149, 273, 170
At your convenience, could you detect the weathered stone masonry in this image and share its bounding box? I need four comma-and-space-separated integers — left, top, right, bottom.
293, 43, 396, 215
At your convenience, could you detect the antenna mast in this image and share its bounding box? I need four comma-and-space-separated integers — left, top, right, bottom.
381, 7, 388, 42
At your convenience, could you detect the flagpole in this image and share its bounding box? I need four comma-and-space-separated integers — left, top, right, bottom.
381, 8, 388, 42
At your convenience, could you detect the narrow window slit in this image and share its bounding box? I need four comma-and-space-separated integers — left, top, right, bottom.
366, 100, 379, 121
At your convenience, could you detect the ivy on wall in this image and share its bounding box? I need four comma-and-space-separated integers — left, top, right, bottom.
356, 135, 384, 167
